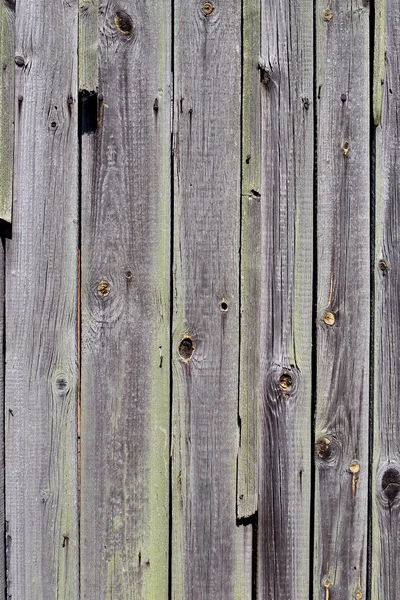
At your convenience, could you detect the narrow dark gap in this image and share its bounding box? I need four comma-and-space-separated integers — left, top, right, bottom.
1, 224, 9, 599
366, 2, 376, 599
168, 2, 175, 599
236, 511, 258, 598
252, 511, 258, 599
310, 0, 318, 597
77, 85, 83, 600
235, 0, 245, 524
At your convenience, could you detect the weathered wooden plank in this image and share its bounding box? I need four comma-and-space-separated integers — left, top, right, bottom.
0, 0, 14, 222
373, 2, 400, 597
373, 0, 385, 126
314, 2, 370, 598
258, 0, 313, 597
0, 3, 12, 592
5, 0, 79, 597
171, 2, 247, 598
0, 241, 4, 597
79, 1, 171, 598
237, 0, 261, 521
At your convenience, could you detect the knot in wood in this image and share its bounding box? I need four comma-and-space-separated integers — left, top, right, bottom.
316, 437, 331, 460
323, 311, 335, 326
15, 55, 25, 67
178, 336, 195, 361
56, 377, 68, 392
379, 259, 388, 272
220, 298, 228, 312
114, 11, 133, 35
97, 280, 111, 297
278, 372, 292, 390
382, 468, 400, 503
323, 9, 333, 21
349, 461, 360, 474
202, 2, 214, 15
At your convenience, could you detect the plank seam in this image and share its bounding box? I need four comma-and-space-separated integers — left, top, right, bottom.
2, 224, 9, 599
310, 0, 317, 597
168, 1, 175, 598
367, 2, 377, 598
77, 57, 83, 600
236, 0, 244, 525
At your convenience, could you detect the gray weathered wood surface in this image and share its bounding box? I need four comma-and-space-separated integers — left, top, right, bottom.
315, 1, 370, 599
373, 0, 400, 597
0, 0, 14, 223
171, 1, 249, 598
1, 1, 399, 598
237, 0, 261, 521
5, 0, 79, 597
79, 1, 171, 598
258, 0, 314, 597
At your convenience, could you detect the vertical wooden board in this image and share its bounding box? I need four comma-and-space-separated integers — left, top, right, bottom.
0, 242, 4, 598
171, 2, 246, 599
373, 1, 400, 597
0, 2, 13, 592
0, 0, 14, 223
373, 0, 385, 126
5, 0, 79, 597
79, 2, 171, 598
258, 0, 313, 597
315, 1, 369, 599
237, 0, 261, 521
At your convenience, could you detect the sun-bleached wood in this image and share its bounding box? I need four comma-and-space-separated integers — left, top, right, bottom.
5, 0, 79, 596
373, 1, 400, 597
79, 1, 171, 598
315, 1, 370, 598
258, 0, 314, 597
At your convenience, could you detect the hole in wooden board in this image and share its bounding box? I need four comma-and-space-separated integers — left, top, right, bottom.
178, 336, 195, 361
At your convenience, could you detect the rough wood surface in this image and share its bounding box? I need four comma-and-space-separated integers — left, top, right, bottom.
79, 1, 171, 598
5, 0, 79, 597
0, 241, 4, 598
258, 0, 314, 597
373, 1, 400, 597
237, 0, 261, 521
373, 0, 385, 126
315, 1, 370, 598
171, 2, 247, 598
0, 0, 14, 222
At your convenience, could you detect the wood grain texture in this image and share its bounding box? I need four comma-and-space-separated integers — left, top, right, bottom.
0, 0, 14, 222
5, 0, 79, 597
79, 1, 171, 598
171, 2, 247, 599
0, 242, 4, 598
258, 0, 314, 597
373, 0, 385, 126
237, 0, 261, 521
373, 2, 400, 596
315, 1, 370, 598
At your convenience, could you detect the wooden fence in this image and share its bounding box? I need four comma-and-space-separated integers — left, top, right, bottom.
0, 0, 397, 598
